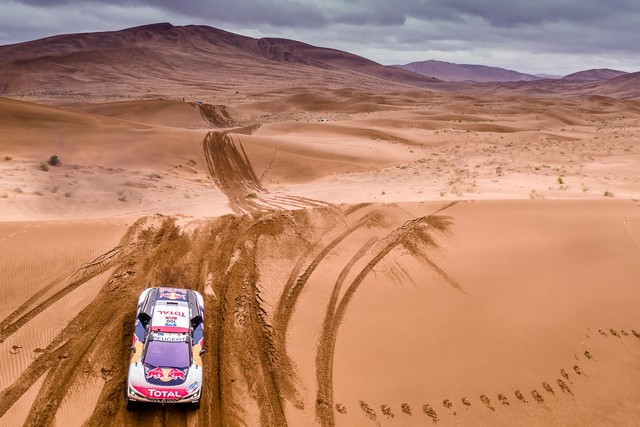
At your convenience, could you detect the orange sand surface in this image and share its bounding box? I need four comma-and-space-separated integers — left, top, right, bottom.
1, 57, 639, 426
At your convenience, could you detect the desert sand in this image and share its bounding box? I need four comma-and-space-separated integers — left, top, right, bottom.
1, 24, 640, 427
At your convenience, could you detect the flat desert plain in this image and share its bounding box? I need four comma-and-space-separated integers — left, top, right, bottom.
1, 65, 640, 426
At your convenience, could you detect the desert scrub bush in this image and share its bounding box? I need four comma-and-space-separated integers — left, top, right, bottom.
557, 176, 564, 185
40, 163, 49, 171
603, 191, 615, 197
48, 155, 61, 166
4, 155, 12, 161
246, 192, 258, 199
64, 191, 72, 197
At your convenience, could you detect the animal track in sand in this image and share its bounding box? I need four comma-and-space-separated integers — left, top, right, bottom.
359, 401, 379, 424
497, 394, 510, 406
542, 382, 555, 395
401, 403, 412, 415
557, 379, 573, 395
381, 404, 394, 418
480, 395, 495, 411
422, 403, 439, 422
515, 390, 528, 403
442, 398, 456, 415
531, 390, 544, 404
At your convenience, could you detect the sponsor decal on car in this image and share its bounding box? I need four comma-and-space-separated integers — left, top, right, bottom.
186, 382, 199, 393
158, 310, 186, 317
159, 288, 187, 301
152, 332, 187, 342
132, 385, 188, 399
145, 367, 187, 382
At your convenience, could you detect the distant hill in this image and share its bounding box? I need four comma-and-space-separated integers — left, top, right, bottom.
534, 73, 561, 79
0, 23, 438, 99
561, 68, 628, 81
586, 71, 640, 98
396, 60, 541, 82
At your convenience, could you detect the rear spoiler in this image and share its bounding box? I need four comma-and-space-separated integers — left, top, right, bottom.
188, 290, 204, 326
138, 288, 159, 323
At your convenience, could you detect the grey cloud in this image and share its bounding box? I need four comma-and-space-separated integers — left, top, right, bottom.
2, 0, 640, 75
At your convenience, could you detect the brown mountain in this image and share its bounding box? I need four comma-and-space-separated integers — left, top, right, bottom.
561, 68, 628, 81
0, 23, 438, 100
396, 59, 541, 82
587, 71, 640, 99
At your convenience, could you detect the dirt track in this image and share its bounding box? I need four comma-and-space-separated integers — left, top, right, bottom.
0, 201, 458, 426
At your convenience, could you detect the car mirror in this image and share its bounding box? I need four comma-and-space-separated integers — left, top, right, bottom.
130, 346, 136, 353
199, 349, 205, 356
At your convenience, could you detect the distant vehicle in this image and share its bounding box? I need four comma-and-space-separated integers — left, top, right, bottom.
126, 287, 204, 408
196, 99, 204, 104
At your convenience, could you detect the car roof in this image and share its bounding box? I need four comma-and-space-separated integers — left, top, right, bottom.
150, 298, 190, 333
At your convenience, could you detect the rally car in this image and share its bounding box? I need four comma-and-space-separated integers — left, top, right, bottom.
126, 287, 204, 408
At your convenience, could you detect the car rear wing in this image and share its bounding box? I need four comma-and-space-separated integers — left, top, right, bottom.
138, 288, 159, 323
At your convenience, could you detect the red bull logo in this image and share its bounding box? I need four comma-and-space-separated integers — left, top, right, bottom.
160, 290, 187, 300
168, 368, 186, 381
146, 367, 165, 380
145, 367, 187, 382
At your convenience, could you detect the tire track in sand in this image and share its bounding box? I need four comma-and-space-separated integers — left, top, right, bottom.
0, 245, 125, 343
315, 214, 460, 427
202, 128, 329, 214
2, 205, 459, 427
272, 208, 388, 401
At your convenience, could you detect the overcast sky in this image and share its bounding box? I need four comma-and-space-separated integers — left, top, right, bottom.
1, 0, 639, 76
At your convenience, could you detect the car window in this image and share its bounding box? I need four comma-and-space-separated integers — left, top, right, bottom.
144, 341, 190, 368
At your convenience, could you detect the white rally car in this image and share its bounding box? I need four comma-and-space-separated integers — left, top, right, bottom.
126, 287, 204, 408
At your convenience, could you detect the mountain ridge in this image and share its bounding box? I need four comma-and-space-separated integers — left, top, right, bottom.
396, 59, 542, 82
0, 22, 438, 99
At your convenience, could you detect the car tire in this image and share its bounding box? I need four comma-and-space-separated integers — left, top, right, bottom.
192, 400, 201, 410
126, 399, 137, 411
